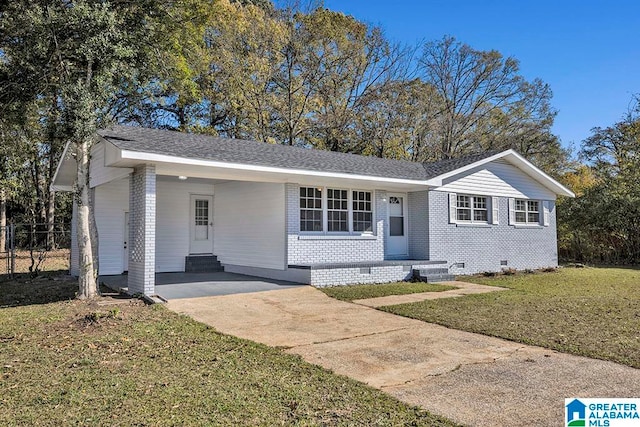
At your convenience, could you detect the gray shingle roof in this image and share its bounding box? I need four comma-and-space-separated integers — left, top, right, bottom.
98, 125, 499, 181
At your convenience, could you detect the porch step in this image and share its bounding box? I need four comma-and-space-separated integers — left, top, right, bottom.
413, 268, 455, 283
417, 268, 449, 275
185, 255, 224, 273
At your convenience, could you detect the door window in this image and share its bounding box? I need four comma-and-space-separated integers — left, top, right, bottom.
194, 199, 209, 240
389, 196, 404, 236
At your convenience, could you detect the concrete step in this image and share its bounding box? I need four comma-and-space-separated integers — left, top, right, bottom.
186, 255, 218, 262
185, 255, 223, 273
186, 265, 225, 273
412, 268, 455, 283
423, 274, 456, 283
417, 268, 450, 275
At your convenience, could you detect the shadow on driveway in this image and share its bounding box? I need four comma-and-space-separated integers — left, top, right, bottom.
100, 271, 304, 300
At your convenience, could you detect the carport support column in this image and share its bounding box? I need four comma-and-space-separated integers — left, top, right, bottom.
128, 164, 156, 296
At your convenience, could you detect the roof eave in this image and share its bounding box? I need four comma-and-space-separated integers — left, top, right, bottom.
51, 141, 76, 192
116, 149, 431, 189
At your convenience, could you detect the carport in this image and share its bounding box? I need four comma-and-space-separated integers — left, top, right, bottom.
100, 271, 304, 300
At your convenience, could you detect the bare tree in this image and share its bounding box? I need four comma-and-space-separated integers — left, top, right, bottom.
419, 36, 557, 161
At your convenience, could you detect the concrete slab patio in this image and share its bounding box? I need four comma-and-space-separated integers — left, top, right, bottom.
100, 271, 303, 299
167, 287, 640, 426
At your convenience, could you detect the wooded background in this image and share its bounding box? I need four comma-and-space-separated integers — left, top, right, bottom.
1, 0, 638, 271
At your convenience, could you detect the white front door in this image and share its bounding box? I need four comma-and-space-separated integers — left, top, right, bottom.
189, 195, 213, 254
123, 211, 129, 272
387, 193, 408, 257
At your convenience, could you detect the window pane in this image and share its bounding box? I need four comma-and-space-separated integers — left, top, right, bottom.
327, 188, 348, 232
300, 186, 322, 231
457, 195, 470, 208
474, 209, 488, 222
457, 208, 471, 221
389, 196, 403, 215
474, 197, 487, 209
328, 211, 348, 232
515, 200, 526, 211
390, 217, 404, 236
353, 191, 373, 233
528, 201, 539, 212
516, 212, 526, 223
528, 212, 540, 223
353, 212, 373, 232
195, 200, 209, 226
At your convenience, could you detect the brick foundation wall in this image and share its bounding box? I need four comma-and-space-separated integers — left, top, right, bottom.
310, 266, 411, 287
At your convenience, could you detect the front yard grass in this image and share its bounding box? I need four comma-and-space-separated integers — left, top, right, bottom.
321, 281, 456, 302
379, 267, 640, 368
0, 277, 456, 426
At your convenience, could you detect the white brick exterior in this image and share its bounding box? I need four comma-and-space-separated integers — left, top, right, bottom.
83, 161, 562, 289
427, 190, 558, 275
408, 191, 429, 260
286, 183, 387, 264
127, 165, 156, 295
59, 130, 572, 290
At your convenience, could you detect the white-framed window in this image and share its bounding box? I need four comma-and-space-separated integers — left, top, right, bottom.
300, 186, 374, 234
508, 198, 550, 226
300, 187, 323, 231
352, 191, 373, 232
515, 199, 539, 224
327, 189, 348, 232
456, 194, 488, 223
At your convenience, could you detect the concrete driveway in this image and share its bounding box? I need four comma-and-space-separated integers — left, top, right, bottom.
167, 287, 640, 426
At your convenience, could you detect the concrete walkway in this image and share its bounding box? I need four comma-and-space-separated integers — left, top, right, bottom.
167, 287, 640, 426
352, 281, 506, 307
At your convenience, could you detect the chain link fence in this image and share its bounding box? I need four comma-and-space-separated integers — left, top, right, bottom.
1, 223, 71, 279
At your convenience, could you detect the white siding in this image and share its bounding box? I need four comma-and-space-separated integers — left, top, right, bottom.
89, 142, 132, 188
214, 182, 285, 270
94, 178, 129, 275
94, 176, 215, 275
436, 160, 556, 200
155, 180, 214, 272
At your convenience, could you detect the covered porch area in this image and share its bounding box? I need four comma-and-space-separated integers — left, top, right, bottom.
100, 271, 304, 300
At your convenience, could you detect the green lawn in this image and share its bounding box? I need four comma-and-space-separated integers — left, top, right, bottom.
320, 281, 456, 302
379, 267, 640, 368
0, 277, 456, 426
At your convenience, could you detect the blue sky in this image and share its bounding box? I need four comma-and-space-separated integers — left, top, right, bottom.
322, 0, 640, 151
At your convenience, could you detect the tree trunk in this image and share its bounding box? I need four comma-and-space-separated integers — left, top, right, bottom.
0, 188, 6, 252
46, 190, 55, 249
75, 139, 99, 299
89, 187, 99, 278
46, 135, 59, 249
